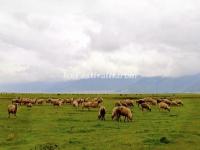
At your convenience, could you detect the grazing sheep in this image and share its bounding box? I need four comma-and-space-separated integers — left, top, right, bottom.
120, 99, 134, 107
115, 101, 122, 107
136, 99, 145, 107
8, 103, 18, 118
12, 98, 21, 105
46, 98, 52, 103
82, 99, 102, 110
98, 106, 106, 120
111, 107, 121, 121
171, 101, 178, 106
162, 99, 172, 106
72, 100, 79, 109
175, 99, 183, 106
118, 106, 133, 122
27, 103, 32, 108
156, 99, 163, 104
36, 99, 44, 105
112, 106, 133, 122
93, 97, 103, 103
21, 98, 30, 105
51, 99, 62, 106
119, 101, 128, 107
159, 102, 170, 112
141, 102, 151, 111
64, 98, 73, 104
30, 99, 37, 104
144, 98, 157, 106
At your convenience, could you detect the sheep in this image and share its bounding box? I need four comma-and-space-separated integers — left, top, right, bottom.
162, 99, 172, 106
30, 98, 37, 104
27, 103, 32, 108
36, 99, 44, 105
21, 98, 31, 105
115, 101, 122, 107
98, 106, 106, 120
51, 99, 63, 106
8, 103, 18, 118
112, 106, 133, 122
171, 101, 179, 107
175, 99, 183, 106
93, 97, 103, 103
111, 107, 121, 121
141, 102, 151, 112
144, 98, 157, 106
64, 98, 73, 104
72, 100, 79, 109
159, 102, 170, 112
12, 98, 21, 105
136, 99, 145, 107
120, 99, 134, 107
81, 99, 102, 110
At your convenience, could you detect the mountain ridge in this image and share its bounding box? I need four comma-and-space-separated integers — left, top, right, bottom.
0, 74, 200, 93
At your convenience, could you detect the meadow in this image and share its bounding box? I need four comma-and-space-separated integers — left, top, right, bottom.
0, 93, 200, 150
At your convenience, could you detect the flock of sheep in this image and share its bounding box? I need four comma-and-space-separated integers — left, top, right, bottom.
8, 96, 183, 122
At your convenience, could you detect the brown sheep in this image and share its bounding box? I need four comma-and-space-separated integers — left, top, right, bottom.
21, 98, 30, 105
72, 100, 79, 109
82, 99, 102, 110
27, 103, 32, 108
98, 106, 106, 120
162, 99, 172, 106
111, 107, 121, 121
64, 98, 73, 104
12, 98, 21, 105
112, 106, 133, 122
51, 99, 63, 106
175, 99, 183, 106
94, 97, 103, 103
159, 102, 170, 112
171, 101, 178, 106
141, 102, 151, 112
115, 101, 122, 107
30, 99, 37, 104
36, 99, 44, 105
8, 103, 18, 118
144, 98, 157, 106
120, 99, 134, 107
136, 99, 145, 107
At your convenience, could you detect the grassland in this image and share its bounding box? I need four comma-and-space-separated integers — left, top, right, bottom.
0, 93, 200, 150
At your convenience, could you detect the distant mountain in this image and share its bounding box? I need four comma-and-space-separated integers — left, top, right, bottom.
0, 74, 200, 93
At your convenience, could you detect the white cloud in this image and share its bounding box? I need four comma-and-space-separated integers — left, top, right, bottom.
0, 0, 200, 83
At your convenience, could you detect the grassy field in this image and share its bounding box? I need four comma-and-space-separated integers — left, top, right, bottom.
0, 93, 200, 150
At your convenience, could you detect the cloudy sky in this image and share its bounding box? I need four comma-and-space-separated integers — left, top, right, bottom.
0, 0, 200, 83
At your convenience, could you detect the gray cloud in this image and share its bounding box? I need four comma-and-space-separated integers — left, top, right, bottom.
0, 0, 200, 83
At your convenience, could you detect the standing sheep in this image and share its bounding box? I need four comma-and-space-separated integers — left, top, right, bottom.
175, 99, 183, 106
8, 103, 18, 118
112, 106, 133, 122
159, 102, 170, 112
27, 103, 32, 108
111, 107, 121, 121
72, 100, 79, 110
141, 103, 151, 112
136, 99, 145, 107
98, 106, 106, 120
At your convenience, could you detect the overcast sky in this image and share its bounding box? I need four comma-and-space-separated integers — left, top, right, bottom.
0, 0, 200, 83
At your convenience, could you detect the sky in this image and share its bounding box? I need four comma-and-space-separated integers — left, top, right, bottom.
0, 0, 200, 83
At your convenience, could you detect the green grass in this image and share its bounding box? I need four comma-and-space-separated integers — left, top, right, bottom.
0, 93, 200, 150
